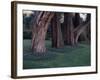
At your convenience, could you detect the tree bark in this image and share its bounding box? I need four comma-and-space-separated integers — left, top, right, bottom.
63, 13, 90, 45
63, 13, 75, 45
74, 14, 90, 44
32, 11, 54, 53
51, 13, 64, 48
74, 21, 90, 44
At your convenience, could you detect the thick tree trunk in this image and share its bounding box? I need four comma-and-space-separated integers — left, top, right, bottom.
63, 13, 75, 45
56, 13, 64, 48
51, 13, 64, 48
51, 15, 57, 47
32, 11, 54, 53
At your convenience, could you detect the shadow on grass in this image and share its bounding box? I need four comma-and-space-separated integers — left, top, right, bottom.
23, 39, 91, 69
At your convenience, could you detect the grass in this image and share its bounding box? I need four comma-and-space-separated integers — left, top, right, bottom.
23, 39, 91, 69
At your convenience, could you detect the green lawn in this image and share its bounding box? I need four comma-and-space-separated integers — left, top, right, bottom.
23, 39, 91, 69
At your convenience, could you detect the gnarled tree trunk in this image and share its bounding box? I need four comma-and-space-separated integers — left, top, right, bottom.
32, 11, 54, 53
74, 14, 90, 44
74, 21, 90, 44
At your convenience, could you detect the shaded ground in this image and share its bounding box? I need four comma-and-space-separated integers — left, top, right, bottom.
23, 39, 90, 69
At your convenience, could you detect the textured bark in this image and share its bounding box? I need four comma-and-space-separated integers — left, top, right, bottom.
63, 13, 75, 45
51, 13, 64, 48
32, 11, 54, 53
74, 14, 90, 44
74, 21, 90, 44
63, 13, 90, 45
